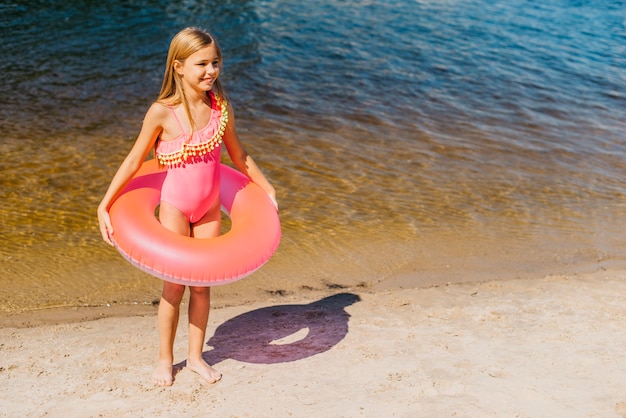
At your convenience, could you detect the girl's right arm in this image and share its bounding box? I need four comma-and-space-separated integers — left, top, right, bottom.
97, 103, 167, 246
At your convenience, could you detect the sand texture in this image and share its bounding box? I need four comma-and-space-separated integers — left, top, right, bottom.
1, 271, 626, 417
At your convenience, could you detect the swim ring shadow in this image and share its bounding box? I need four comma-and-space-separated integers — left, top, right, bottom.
200, 293, 361, 365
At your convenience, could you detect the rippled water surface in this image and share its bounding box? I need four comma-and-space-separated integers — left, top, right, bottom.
1, 0, 625, 316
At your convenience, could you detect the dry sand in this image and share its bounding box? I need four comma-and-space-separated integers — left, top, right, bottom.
1, 270, 625, 417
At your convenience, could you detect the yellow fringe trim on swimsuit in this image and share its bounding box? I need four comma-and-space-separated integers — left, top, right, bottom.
157, 95, 229, 167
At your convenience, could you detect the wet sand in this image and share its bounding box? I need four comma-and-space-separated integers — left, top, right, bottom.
1, 269, 626, 417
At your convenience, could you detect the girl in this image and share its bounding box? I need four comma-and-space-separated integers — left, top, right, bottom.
97, 27, 277, 386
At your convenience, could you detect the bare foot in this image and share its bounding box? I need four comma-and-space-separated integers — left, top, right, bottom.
153, 359, 174, 386
187, 358, 222, 384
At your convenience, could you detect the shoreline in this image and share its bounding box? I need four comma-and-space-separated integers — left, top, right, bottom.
1, 269, 625, 416
3, 261, 624, 329
1, 262, 623, 330
5, 210, 626, 322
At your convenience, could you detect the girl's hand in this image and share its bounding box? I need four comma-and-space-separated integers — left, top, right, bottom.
97, 205, 115, 246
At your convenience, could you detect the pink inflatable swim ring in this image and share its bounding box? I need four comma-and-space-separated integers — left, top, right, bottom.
109, 159, 281, 286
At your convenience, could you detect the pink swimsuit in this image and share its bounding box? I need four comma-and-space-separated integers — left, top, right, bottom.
155, 91, 229, 223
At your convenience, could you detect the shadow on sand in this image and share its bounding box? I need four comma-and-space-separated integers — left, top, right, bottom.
201, 292, 361, 365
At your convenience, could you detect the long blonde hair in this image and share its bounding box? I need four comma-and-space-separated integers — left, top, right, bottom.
156, 27, 225, 149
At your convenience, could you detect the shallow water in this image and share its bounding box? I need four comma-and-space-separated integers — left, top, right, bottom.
1, 0, 625, 316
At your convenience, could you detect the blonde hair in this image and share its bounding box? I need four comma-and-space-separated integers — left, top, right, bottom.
156, 27, 225, 150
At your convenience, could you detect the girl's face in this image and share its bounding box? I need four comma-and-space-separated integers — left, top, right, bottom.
175, 44, 220, 93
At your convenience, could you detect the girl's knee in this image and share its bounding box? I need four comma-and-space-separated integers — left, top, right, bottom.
161, 282, 186, 305
189, 286, 211, 298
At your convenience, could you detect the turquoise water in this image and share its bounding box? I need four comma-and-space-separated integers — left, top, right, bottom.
1, 0, 625, 315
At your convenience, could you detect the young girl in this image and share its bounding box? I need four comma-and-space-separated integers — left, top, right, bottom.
97, 27, 277, 386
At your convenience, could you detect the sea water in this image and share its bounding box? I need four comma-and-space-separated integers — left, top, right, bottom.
1, 0, 624, 315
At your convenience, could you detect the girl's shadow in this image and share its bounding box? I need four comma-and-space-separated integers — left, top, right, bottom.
201, 292, 360, 365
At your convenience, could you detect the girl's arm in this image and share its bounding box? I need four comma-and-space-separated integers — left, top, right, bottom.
97, 103, 166, 245
222, 103, 278, 210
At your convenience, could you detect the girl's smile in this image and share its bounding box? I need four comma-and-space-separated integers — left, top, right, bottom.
176, 44, 220, 93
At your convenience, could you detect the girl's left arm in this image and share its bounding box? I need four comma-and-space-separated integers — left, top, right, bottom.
222, 103, 278, 210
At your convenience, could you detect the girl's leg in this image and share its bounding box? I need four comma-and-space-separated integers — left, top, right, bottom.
159, 201, 191, 237
153, 202, 190, 386
153, 281, 186, 386
187, 286, 221, 383
186, 201, 222, 383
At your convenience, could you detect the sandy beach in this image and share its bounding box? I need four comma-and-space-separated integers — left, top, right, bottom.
1, 270, 625, 417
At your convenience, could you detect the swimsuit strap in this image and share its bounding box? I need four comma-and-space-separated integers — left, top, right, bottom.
168, 105, 187, 137
157, 95, 229, 167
